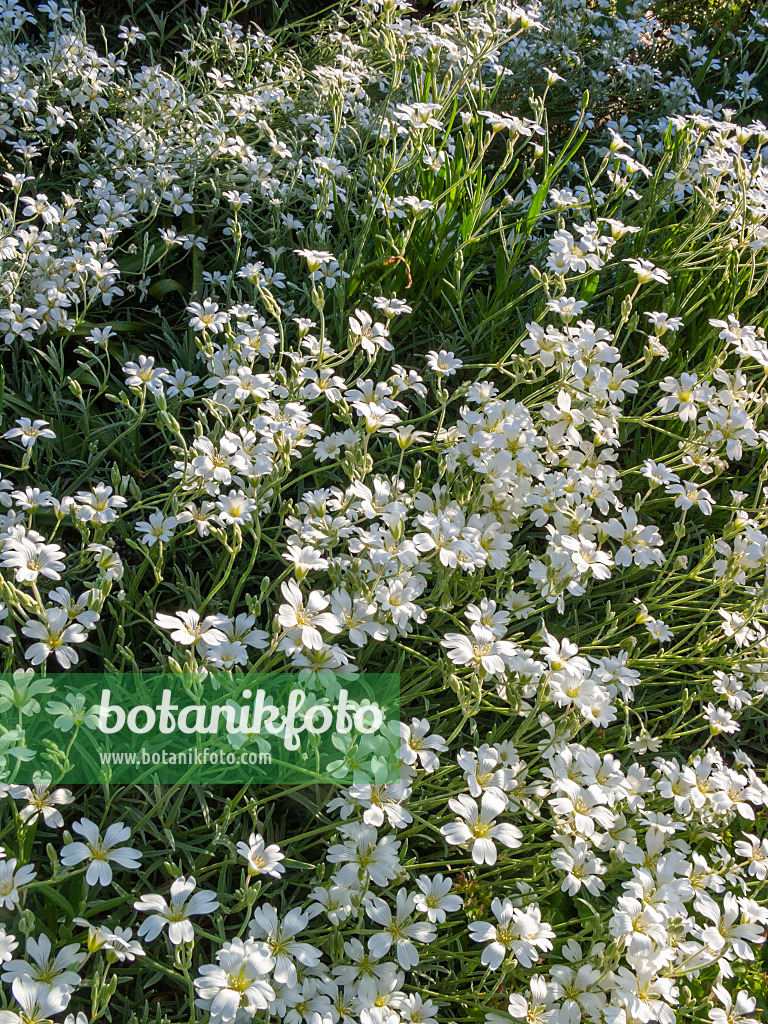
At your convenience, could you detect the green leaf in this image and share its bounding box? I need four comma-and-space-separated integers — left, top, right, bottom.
580, 271, 599, 300
148, 279, 186, 299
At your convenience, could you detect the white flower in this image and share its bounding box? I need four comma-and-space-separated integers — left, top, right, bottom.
236, 833, 285, 878
136, 511, 178, 546
1, 539, 65, 583
623, 257, 670, 284
469, 898, 554, 969
219, 614, 269, 649
394, 101, 443, 129
342, 781, 414, 830
155, 610, 228, 646
21, 609, 86, 668
59, 819, 142, 887
0, 978, 69, 1024
505, 975, 561, 1023
551, 838, 606, 896
281, 975, 334, 1024
122, 355, 170, 394
734, 834, 768, 880
176, 501, 217, 538
442, 625, 518, 679
398, 719, 447, 774
307, 884, 354, 927
187, 299, 229, 333
74, 484, 128, 524
547, 296, 588, 322
205, 640, 248, 670
48, 588, 99, 629
326, 823, 401, 887
284, 541, 328, 577
349, 310, 392, 356
166, 368, 200, 398
9, 775, 73, 828
440, 792, 522, 865
365, 889, 436, 969
88, 543, 124, 582
642, 459, 679, 486
216, 491, 256, 526
72, 920, 144, 962
641, 616, 673, 644
698, 892, 763, 959
294, 248, 335, 272
457, 745, 511, 798
329, 590, 388, 646
604, 508, 664, 567
86, 326, 114, 348
704, 702, 739, 735
413, 874, 462, 923
0, 860, 36, 910
425, 349, 462, 376
3, 419, 55, 448
373, 296, 412, 317
276, 580, 341, 650
1, 934, 85, 993
118, 23, 146, 43
658, 373, 704, 421
0, 929, 17, 965
667, 480, 714, 515
162, 184, 194, 216
248, 905, 321, 986
709, 985, 758, 1024
646, 311, 683, 334
134, 876, 219, 945
194, 937, 275, 1024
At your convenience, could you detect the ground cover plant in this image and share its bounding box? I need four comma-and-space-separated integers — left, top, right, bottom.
0, 0, 768, 1020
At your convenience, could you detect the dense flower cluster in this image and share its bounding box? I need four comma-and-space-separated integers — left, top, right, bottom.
0, 0, 767, 1021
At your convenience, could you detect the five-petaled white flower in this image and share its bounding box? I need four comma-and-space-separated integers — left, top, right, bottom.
440, 791, 522, 865
136, 511, 178, 547
21, 608, 86, 668
154, 610, 228, 646
0, 978, 69, 1024
122, 355, 170, 394
3, 419, 55, 448
425, 349, 462, 376
236, 834, 285, 878
276, 580, 342, 650
365, 888, 437, 969
413, 874, 463, 923
134, 876, 219, 945
0, 860, 37, 910
60, 818, 142, 887
194, 937, 275, 1024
